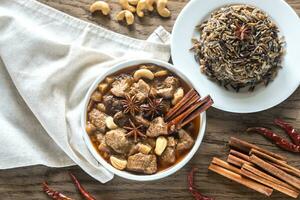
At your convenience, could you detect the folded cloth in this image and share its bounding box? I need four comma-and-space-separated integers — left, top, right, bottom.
0, 0, 170, 183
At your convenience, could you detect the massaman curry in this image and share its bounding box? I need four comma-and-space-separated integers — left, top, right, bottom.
85, 64, 212, 175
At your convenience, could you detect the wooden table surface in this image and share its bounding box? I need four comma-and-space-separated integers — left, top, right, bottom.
1, 0, 300, 199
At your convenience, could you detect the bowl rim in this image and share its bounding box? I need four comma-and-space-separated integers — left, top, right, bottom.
81, 58, 207, 181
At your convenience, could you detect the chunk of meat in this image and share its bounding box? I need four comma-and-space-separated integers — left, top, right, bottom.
167, 137, 178, 147
96, 132, 105, 143
160, 100, 171, 114
157, 88, 175, 99
102, 95, 123, 115
128, 143, 152, 156
111, 74, 133, 97
95, 132, 112, 155
113, 111, 129, 127
146, 117, 168, 137
129, 79, 150, 102
164, 76, 180, 88
160, 147, 176, 165
87, 100, 95, 112
102, 94, 113, 105
146, 138, 156, 149
135, 115, 150, 127
88, 109, 106, 133
156, 76, 180, 99
105, 128, 130, 154
127, 153, 157, 174
128, 144, 139, 156
176, 129, 194, 152
149, 79, 161, 97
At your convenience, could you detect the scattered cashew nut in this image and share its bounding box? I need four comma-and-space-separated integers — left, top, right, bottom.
146, 0, 155, 11
154, 70, 168, 77
172, 88, 184, 105
157, 0, 171, 18
155, 136, 168, 156
133, 69, 154, 81
90, 1, 111, 15
136, 0, 147, 17
119, 0, 136, 13
128, 0, 139, 5
105, 116, 118, 130
110, 156, 127, 170
116, 10, 135, 25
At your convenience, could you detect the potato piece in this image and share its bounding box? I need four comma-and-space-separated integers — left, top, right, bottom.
105, 77, 114, 84
97, 103, 106, 112
86, 122, 96, 134
91, 91, 102, 102
138, 143, 152, 154
98, 83, 109, 93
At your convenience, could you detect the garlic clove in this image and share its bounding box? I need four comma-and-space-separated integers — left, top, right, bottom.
155, 136, 168, 156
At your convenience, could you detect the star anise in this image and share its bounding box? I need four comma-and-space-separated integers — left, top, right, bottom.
141, 96, 164, 119
121, 94, 140, 116
124, 119, 146, 142
235, 24, 251, 40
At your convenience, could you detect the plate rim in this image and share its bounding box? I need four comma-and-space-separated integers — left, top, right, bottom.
171, 0, 300, 113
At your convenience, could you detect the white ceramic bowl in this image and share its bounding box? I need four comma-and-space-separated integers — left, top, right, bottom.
81, 59, 207, 181
171, 0, 300, 113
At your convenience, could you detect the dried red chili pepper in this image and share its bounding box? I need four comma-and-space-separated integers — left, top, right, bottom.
69, 172, 97, 200
247, 127, 300, 153
274, 119, 300, 145
188, 168, 214, 200
42, 182, 74, 200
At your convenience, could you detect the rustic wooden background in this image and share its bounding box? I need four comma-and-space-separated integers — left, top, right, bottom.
0, 0, 299, 199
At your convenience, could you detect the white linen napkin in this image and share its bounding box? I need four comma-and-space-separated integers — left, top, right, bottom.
0, 0, 170, 183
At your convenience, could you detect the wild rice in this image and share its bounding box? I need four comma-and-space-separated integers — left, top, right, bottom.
191, 5, 285, 92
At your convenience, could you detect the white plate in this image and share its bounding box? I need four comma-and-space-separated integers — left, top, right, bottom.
171, 0, 300, 113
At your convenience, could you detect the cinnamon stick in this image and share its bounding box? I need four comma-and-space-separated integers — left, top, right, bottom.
165, 89, 198, 121
250, 148, 287, 164
227, 154, 253, 168
211, 157, 241, 174
230, 149, 250, 162
250, 148, 300, 178
229, 137, 287, 161
271, 162, 300, 178
242, 164, 298, 192
240, 168, 299, 198
250, 155, 300, 190
209, 163, 273, 196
